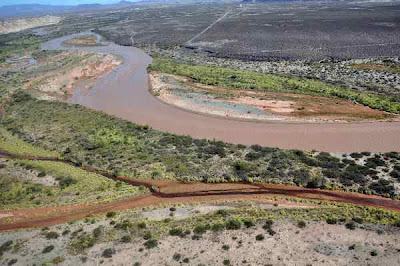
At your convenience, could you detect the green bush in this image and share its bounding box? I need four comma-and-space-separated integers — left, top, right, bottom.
194, 224, 209, 234
121, 235, 132, 243
102, 248, 115, 258
222, 245, 230, 250
297, 221, 306, 228
45, 231, 60, 239
223, 259, 231, 266
326, 218, 338, 224
255, 234, 265, 241
225, 218, 242, 230
242, 218, 255, 228
106, 211, 116, 218
143, 239, 158, 249
169, 228, 183, 236
42, 245, 54, 253
173, 253, 181, 261
345, 222, 356, 230
211, 223, 225, 232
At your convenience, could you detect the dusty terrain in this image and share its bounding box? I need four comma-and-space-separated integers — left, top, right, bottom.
1, 202, 400, 266
150, 72, 395, 123
0, 16, 61, 34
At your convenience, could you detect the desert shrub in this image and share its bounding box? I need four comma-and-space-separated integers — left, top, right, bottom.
62, 230, 70, 236
297, 221, 306, 228
137, 222, 147, 229
191, 234, 201, 240
56, 176, 77, 188
326, 218, 338, 224
106, 211, 116, 218
173, 253, 181, 261
352, 217, 364, 224
255, 234, 265, 241
52, 257, 65, 264
169, 228, 183, 236
242, 218, 255, 228
102, 248, 115, 258
133, 263, 141, 266
232, 161, 252, 176
345, 222, 356, 230
143, 232, 152, 240
291, 169, 311, 186
365, 156, 386, 168
0, 240, 13, 256
93, 226, 103, 238
223, 259, 231, 265
71, 235, 96, 251
348, 244, 356, 250
350, 153, 363, 159
169, 207, 176, 212
143, 239, 158, 249
194, 224, 209, 234
222, 244, 230, 250
183, 258, 190, 263
369, 179, 394, 195
121, 235, 132, 243
115, 220, 133, 231
211, 223, 225, 232
267, 229, 276, 236
370, 250, 378, 256
245, 152, 263, 161
225, 218, 242, 230
393, 220, 400, 227
216, 209, 229, 216
45, 231, 60, 240
8, 259, 18, 265
42, 245, 54, 253
38, 171, 46, 177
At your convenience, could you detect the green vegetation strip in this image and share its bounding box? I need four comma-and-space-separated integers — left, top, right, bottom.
0, 159, 145, 210
149, 57, 400, 114
0, 128, 59, 158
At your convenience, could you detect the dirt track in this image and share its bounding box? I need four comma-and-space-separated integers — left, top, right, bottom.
1, 152, 400, 231
41, 32, 400, 152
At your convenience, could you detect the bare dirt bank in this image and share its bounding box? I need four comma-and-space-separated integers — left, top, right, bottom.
41, 32, 400, 152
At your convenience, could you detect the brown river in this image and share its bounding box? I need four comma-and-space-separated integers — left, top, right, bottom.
42, 32, 400, 152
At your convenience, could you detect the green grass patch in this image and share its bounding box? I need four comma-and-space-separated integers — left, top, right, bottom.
0, 128, 60, 158
0, 159, 145, 210
148, 56, 400, 114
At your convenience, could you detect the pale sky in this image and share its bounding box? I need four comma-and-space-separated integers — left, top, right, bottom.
0, 0, 122, 7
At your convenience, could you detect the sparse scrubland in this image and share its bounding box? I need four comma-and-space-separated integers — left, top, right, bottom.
1, 201, 400, 265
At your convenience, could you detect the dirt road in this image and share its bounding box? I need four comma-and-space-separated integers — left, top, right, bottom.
1, 152, 400, 231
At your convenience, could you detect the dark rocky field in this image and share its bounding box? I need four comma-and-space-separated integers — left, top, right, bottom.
93, 2, 400, 61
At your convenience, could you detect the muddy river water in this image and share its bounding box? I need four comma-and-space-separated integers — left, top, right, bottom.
42, 32, 400, 152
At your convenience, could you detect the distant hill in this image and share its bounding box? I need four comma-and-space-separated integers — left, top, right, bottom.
0, 1, 136, 18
